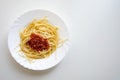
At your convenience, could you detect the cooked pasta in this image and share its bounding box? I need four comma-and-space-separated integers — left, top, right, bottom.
19, 17, 59, 59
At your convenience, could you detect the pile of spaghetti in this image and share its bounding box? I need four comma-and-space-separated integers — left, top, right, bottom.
20, 17, 59, 59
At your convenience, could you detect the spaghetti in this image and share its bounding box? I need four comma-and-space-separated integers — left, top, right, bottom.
20, 17, 59, 59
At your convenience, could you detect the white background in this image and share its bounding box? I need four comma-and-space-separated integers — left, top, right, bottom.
0, 0, 120, 80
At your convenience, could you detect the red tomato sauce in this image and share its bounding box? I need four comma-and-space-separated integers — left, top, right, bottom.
27, 33, 49, 51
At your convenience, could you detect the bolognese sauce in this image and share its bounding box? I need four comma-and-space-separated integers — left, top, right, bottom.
27, 33, 49, 51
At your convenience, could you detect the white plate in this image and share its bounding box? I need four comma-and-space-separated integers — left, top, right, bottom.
8, 9, 70, 70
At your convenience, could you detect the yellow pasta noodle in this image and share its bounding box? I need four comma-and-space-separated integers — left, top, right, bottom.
19, 17, 59, 59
